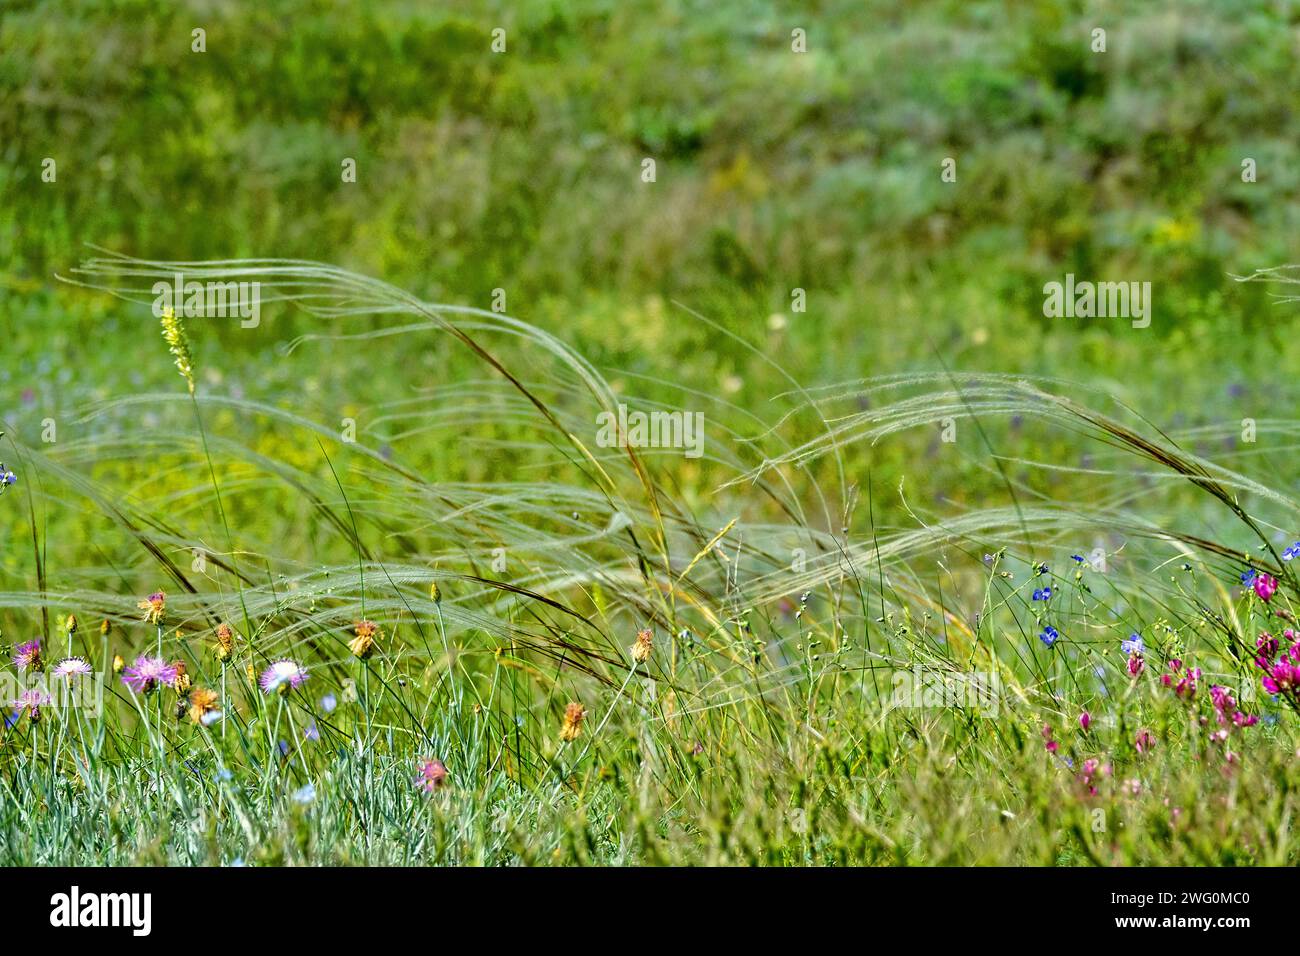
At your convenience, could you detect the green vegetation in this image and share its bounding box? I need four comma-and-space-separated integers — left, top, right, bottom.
1, 0, 1299, 865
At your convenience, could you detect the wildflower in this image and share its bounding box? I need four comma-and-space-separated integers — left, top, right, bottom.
629, 628, 653, 664
1071, 554, 1085, 563
1283, 541, 1300, 561
1079, 758, 1109, 795
1160, 659, 1201, 698
1121, 634, 1145, 655
12, 639, 42, 673
100, 618, 111, 637
1134, 729, 1155, 754
172, 661, 191, 694
51, 657, 93, 679
12, 688, 51, 722
259, 660, 308, 696
121, 655, 179, 694
0, 463, 16, 489
559, 701, 587, 742
1034, 562, 1049, 576
160, 306, 196, 394
1039, 625, 1060, 648
1241, 568, 1258, 586
62, 614, 77, 635
1253, 573, 1278, 602
1032, 586, 1052, 602
291, 783, 316, 805
214, 622, 235, 663
429, 580, 441, 603
303, 720, 319, 741
416, 757, 449, 793
349, 620, 379, 660
138, 591, 166, 625
1127, 652, 1145, 678
1078, 711, 1091, 731
112, 654, 124, 673
1041, 724, 1059, 754
320, 692, 337, 713
187, 687, 220, 724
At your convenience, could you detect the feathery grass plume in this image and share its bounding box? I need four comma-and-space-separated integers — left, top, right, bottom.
559, 701, 587, 741
159, 306, 195, 394
350, 620, 379, 659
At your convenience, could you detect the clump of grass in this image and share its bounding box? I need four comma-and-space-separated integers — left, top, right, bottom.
0, 255, 1296, 864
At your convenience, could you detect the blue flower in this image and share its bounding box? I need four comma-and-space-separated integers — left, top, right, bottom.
320, 693, 337, 713
1121, 634, 1145, 655
1071, 554, 1085, 563
1039, 625, 1060, 648
303, 720, 319, 741
1032, 586, 1052, 602
0, 464, 15, 489
291, 783, 316, 805
1283, 541, 1300, 561
1241, 568, 1258, 585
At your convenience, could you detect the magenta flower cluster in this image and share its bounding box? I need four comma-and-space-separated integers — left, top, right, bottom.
1255, 629, 1300, 700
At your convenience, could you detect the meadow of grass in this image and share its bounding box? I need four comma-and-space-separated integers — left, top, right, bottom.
2, 1, 1300, 868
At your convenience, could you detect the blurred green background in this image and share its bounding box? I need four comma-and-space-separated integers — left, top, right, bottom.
2, 0, 1299, 523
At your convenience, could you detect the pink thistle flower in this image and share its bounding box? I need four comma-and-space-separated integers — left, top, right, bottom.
12, 688, 51, 721
415, 757, 449, 793
12, 640, 42, 673
121, 655, 179, 694
1253, 573, 1278, 602
259, 660, 307, 695
51, 657, 93, 680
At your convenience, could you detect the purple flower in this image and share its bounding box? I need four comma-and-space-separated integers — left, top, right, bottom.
11, 688, 51, 721
51, 657, 93, 679
1254, 573, 1279, 602
1039, 625, 1060, 648
12, 640, 41, 672
1121, 634, 1144, 655
1032, 586, 1052, 602
0, 464, 16, 488
259, 660, 307, 695
121, 655, 179, 694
